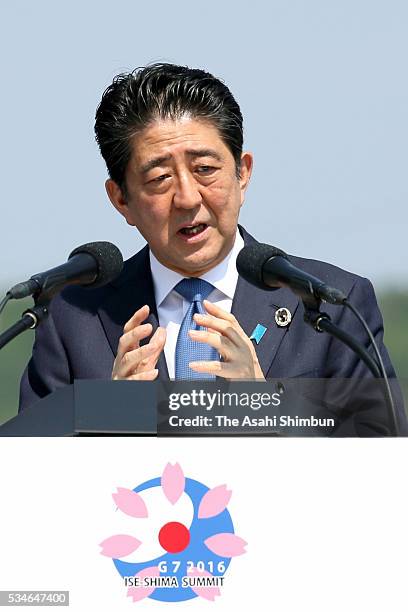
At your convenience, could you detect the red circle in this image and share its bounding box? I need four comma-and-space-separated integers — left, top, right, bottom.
158, 521, 190, 553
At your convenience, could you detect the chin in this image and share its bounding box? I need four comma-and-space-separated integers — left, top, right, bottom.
166, 254, 213, 276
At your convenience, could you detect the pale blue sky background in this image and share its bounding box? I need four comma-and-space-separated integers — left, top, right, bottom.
1, 0, 407, 290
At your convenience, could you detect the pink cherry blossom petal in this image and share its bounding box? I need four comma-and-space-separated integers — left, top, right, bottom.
99, 534, 141, 558
127, 566, 160, 602
198, 485, 232, 518
112, 487, 148, 518
187, 567, 221, 601
204, 533, 247, 557
161, 463, 185, 505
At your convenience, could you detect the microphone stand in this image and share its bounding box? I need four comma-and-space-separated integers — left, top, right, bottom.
0, 299, 49, 351
302, 298, 398, 435
303, 307, 381, 378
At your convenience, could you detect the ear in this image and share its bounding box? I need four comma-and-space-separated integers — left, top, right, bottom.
105, 179, 135, 226
239, 152, 253, 205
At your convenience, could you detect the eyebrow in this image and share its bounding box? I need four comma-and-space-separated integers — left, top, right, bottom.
140, 148, 223, 174
186, 148, 223, 162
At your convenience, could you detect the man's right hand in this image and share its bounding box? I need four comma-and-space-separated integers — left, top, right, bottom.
112, 305, 166, 380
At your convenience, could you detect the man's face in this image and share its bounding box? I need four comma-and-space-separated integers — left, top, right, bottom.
106, 117, 252, 276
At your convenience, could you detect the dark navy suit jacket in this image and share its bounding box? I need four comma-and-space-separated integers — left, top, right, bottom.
19, 227, 407, 435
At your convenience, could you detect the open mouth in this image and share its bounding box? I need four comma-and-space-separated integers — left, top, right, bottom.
178, 223, 208, 237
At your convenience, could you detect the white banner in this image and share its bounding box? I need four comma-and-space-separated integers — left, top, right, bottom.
0, 439, 407, 611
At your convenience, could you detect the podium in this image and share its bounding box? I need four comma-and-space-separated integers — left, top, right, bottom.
0, 380, 157, 436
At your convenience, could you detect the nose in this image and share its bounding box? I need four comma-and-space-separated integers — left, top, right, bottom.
172, 171, 202, 210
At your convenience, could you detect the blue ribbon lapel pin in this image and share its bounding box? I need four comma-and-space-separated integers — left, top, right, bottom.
250, 323, 268, 345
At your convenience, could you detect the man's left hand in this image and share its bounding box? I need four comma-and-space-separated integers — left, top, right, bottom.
188, 300, 265, 380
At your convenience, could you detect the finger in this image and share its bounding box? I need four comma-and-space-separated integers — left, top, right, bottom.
149, 326, 167, 349
189, 360, 232, 377
115, 343, 159, 378
114, 326, 166, 378
191, 317, 242, 347
193, 313, 222, 335
123, 305, 150, 333
188, 329, 231, 359
199, 304, 248, 341
128, 327, 166, 374
136, 329, 167, 372
202, 300, 238, 323
116, 323, 153, 360
189, 360, 259, 380
127, 369, 159, 381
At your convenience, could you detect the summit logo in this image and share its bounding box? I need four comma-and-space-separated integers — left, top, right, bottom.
99, 463, 247, 603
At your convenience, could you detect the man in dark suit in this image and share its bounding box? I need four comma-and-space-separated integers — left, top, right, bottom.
19, 63, 406, 434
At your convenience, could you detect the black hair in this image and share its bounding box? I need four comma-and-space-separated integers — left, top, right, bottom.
94, 63, 243, 195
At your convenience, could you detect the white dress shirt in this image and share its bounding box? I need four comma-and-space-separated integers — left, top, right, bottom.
149, 230, 244, 378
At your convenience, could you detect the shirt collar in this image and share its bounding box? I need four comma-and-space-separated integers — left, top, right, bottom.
149, 229, 244, 307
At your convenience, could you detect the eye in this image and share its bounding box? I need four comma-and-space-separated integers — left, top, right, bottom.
195, 166, 216, 175
151, 174, 170, 183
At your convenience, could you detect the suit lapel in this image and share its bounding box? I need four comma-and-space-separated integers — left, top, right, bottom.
234, 226, 300, 376
97, 246, 169, 380
232, 274, 299, 377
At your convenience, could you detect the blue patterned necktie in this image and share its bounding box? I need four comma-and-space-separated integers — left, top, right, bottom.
174, 278, 219, 380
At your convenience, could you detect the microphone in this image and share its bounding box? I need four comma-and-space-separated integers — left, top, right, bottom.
236, 243, 347, 305
8, 241, 123, 300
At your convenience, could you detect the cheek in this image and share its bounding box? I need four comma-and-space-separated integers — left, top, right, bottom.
204, 182, 232, 207
205, 183, 242, 217
131, 197, 170, 229
209, 174, 241, 200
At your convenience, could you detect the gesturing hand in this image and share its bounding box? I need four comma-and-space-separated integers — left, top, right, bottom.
112, 305, 166, 381
188, 300, 265, 380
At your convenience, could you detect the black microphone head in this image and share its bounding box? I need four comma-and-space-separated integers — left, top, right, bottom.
68, 241, 123, 288
236, 243, 288, 289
